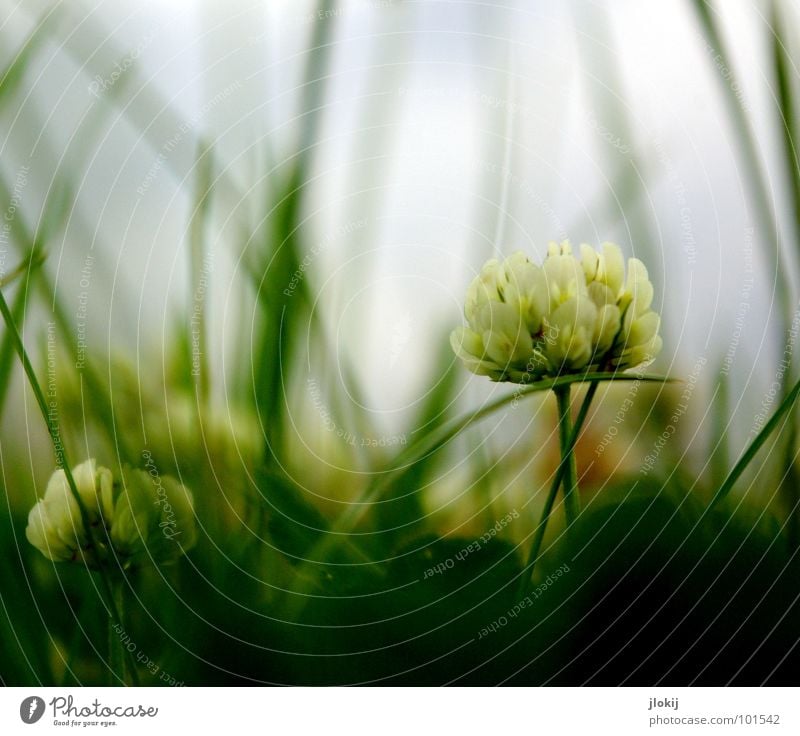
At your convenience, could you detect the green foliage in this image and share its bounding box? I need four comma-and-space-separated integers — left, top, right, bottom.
1, 0, 800, 687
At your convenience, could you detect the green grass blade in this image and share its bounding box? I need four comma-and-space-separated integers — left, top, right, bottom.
373, 335, 460, 537
0, 256, 45, 415
0, 7, 58, 105
0, 287, 139, 685
188, 141, 214, 403
767, 0, 800, 546
709, 373, 800, 510
771, 0, 800, 241
690, 0, 793, 333
366, 372, 675, 508
283, 372, 675, 616
708, 365, 730, 491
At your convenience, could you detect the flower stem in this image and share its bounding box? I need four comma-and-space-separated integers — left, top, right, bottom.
555, 383, 581, 525
517, 382, 597, 598
108, 577, 128, 685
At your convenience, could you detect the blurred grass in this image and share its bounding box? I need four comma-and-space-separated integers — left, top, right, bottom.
770, 0, 800, 546
691, 0, 800, 538
0, 0, 800, 686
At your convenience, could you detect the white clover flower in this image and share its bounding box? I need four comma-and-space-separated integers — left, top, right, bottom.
26, 459, 113, 565
451, 241, 661, 382
111, 468, 197, 565
26, 459, 197, 568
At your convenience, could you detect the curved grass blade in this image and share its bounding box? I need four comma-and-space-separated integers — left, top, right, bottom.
363, 372, 675, 511
709, 373, 800, 510
283, 372, 675, 616
0, 254, 45, 415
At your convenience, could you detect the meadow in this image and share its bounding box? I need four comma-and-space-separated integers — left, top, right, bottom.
1, 0, 799, 685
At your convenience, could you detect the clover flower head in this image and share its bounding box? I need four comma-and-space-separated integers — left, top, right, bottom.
25, 459, 113, 566
111, 467, 197, 565
451, 241, 662, 382
26, 459, 197, 568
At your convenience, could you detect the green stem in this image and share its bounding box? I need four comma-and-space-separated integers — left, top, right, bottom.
285, 373, 673, 619
555, 384, 581, 525
517, 382, 597, 598
0, 287, 140, 684
108, 577, 127, 685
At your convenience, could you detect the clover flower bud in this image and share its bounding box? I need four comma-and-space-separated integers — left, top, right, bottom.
25, 459, 113, 566
451, 241, 661, 382
111, 468, 197, 565
26, 459, 196, 568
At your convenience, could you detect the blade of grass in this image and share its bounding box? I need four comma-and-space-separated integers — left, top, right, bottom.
0, 278, 33, 416
708, 365, 730, 490
771, 1, 800, 238
284, 372, 675, 617
0, 252, 45, 288
187, 140, 214, 404
770, 0, 800, 548
374, 335, 460, 538
248, 180, 311, 462
364, 373, 674, 511
709, 372, 800, 510
0, 170, 137, 466
690, 0, 793, 337
0, 7, 59, 106
0, 288, 139, 685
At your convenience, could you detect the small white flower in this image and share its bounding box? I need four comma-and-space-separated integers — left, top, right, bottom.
25, 459, 113, 565
26, 459, 197, 568
111, 468, 197, 565
451, 241, 662, 382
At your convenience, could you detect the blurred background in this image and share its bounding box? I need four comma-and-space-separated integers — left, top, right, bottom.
1, 0, 800, 685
